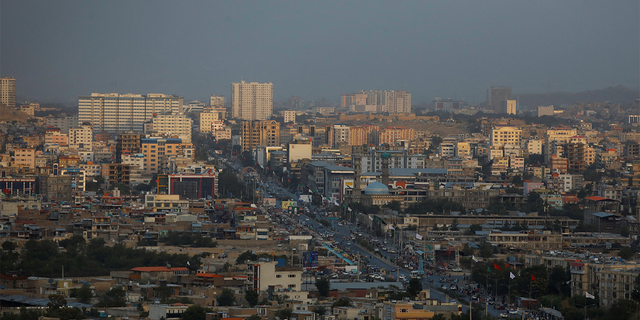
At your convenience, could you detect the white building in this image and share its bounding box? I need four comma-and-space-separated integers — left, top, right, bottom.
199, 112, 219, 133
288, 140, 312, 163
122, 153, 145, 170
332, 124, 350, 148
283, 110, 296, 123
248, 261, 302, 292
231, 81, 273, 120
149, 113, 193, 143
209, 95, 225, 108
78, 93, 183, 133
68, 123, 93, 150
527, 139, 543, 155
46, 115, 79, 134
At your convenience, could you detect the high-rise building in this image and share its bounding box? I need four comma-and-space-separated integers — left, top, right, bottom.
385, 91, 412, 113
68, 123, 93, 150
148, 113, 193, 143
287, 96, 304, 109
545, 126, 577, 163
378, 126, 415, 146
232, 81, 273, 120
78, 93, 183, 133
141, 138, 183, 174
200, 112, 219, 133
500, 100, 517, 115
342, 90, 411, 113
241, 120, 280, 152
491, 86, 512, 113
332, 124, 350, 148
0, 77, 16, 108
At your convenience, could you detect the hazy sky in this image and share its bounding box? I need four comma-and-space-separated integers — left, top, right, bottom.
1, 0, 638, 104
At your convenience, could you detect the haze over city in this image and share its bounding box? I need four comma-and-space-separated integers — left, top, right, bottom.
1, 0, 638, 104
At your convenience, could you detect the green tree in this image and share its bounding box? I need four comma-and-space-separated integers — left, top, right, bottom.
155, 285, 172, 303
605, 299, 637, 320
407, 278, 423, 297
313, 306, 327, 316
274, 308, 293, 320
383, 201, 402, 212
246, 315, 261, 320
47, 294, 67, 311
97, 287, 126, 307
236, 250, 257, 264
180, 305, 213, 320
619, 247, 637, 260
464, 224, 482, 235
431, 314, 447, 320
478, 241, 493, 258
244, 289, 259, 307
70, 284, 93, 304
216, 288, 236, 306
315, 277, 331, 297
332, 297, 352, 308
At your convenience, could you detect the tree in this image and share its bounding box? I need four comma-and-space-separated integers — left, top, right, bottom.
180, 305, 212, 320
619, 247, 637, 260
246, 315, 261, 320
332, 297, 352, 308
216, 288, 236, 306
236, 250, 257, 265
97, 287, 126, 307
605, 299, 637, 320
71, 284, 93, 304
155, 285, 172, 303
245, 289, 259, 307
478, 241, 493, 258
464, 224, 482, 235
274, 308, 293, 320
407, 278, 423, 297
315, 277, 331, 297
383, 201, 402, 212
431, 315, 447, 320
47, 294, 67, 311
313, 306, 327, 316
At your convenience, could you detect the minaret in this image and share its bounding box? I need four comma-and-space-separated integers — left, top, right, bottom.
381, 152, 390, 187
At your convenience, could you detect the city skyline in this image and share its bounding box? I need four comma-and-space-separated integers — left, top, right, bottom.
1, 1, 638, 105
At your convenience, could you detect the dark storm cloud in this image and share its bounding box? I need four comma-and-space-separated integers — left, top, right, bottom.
1, 0, 638, 104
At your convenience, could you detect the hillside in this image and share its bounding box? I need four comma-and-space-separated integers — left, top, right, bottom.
516, 85, 639, 108
0, 103, 30, 122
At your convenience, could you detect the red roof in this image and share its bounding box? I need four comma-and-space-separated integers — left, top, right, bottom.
196, 273, 223, 278
585, 196, 618, 202
131, 267, 189, 272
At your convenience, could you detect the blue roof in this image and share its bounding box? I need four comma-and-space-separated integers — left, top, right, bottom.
365, 182, 389, 195
592, 212, 615, 218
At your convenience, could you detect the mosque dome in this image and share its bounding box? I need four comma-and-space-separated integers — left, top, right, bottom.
364, 181, 389, 195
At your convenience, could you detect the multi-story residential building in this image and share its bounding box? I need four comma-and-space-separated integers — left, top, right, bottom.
38, 175, 72, 203
122, 153, 145, 170
148, 113, 193, 143
141, 138, 183, 174
13, 148, 36, 169
78, 93, 183, 133
490, 125, 522, 147
116, 133, 143, 162
565, 142, 587, 173
241, 120, 280, 152
60, 167, 86, 192
538, 105, 554, 117
384, 90, 412, 113
550, 154, 568, 174
487, 230, 562, 251
349, 125, 379, 146
248, 260, 302, 292
545, 126, 577, 163
199, 112, 219, 133
282, 110, 296, 123
45, 115, 78, 134
440, 143, 456, 158
491, 86, 511, 113
68, 123, 93, 150
597, 148, 620, 170
455, 142, 471, 159
45, 128, 68, 146
332, 124, 350, 148
378, 127, 415, 146
0, 77, 16, 108
231, 81, 273, 120
213, 128, 231, 141
527, 139, 543, 154
341, 92, 368, 107
360, 150, 426, 174
500, 99, 516, 115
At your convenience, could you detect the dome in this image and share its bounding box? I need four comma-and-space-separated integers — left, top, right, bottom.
365, 181, 389, 195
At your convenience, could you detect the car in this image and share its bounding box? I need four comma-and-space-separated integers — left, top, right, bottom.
509, 309, 518, 315
500, 313, 508, 318
452, 267, 462, 272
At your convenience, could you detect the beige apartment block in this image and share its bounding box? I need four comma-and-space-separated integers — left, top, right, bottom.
13, 148, 36, 169
151, 113, 193, 143
232, 81, 273, 120
200, 112, 219, 133
1, 77, 16, 107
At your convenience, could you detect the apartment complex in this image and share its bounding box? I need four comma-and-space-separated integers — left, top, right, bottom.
231, 81, 273, 120
148, 113, 193, 143
379, 127, 415, 146
341, 90, 411, 113
78, 93, 183, 133
1, 76, 16, 108
141, 138, 183, 174
490, 125, 522, 147
241, 120, 280, 152
199, 112, 219, 133
68, 123, 93, 151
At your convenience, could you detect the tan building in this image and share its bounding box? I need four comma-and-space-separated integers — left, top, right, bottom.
141, 137, 183, 174
570, 262, 640, 308
209, 95, 225, 108
0, 77, 16, 108
13, 148, 36, 169
231, 81, 273, 120
241, 120, 280, 152
490, 125, 522, 147
248, 261, 302, 292
68, 123, 93, 150
282, 110, 296, 123
378, 126, 415, 146
150, 113, 193, 143
455, 142, 471, 158
488, 230, 562, 251
500, 99, 517, 115
200, 112, 219, 133
545, 126, 578, 163
491, 86, 511, 112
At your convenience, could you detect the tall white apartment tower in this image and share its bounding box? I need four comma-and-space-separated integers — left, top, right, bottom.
78, 93, 183, 133
231, 81, 273, 120
1, 77, 16, 108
